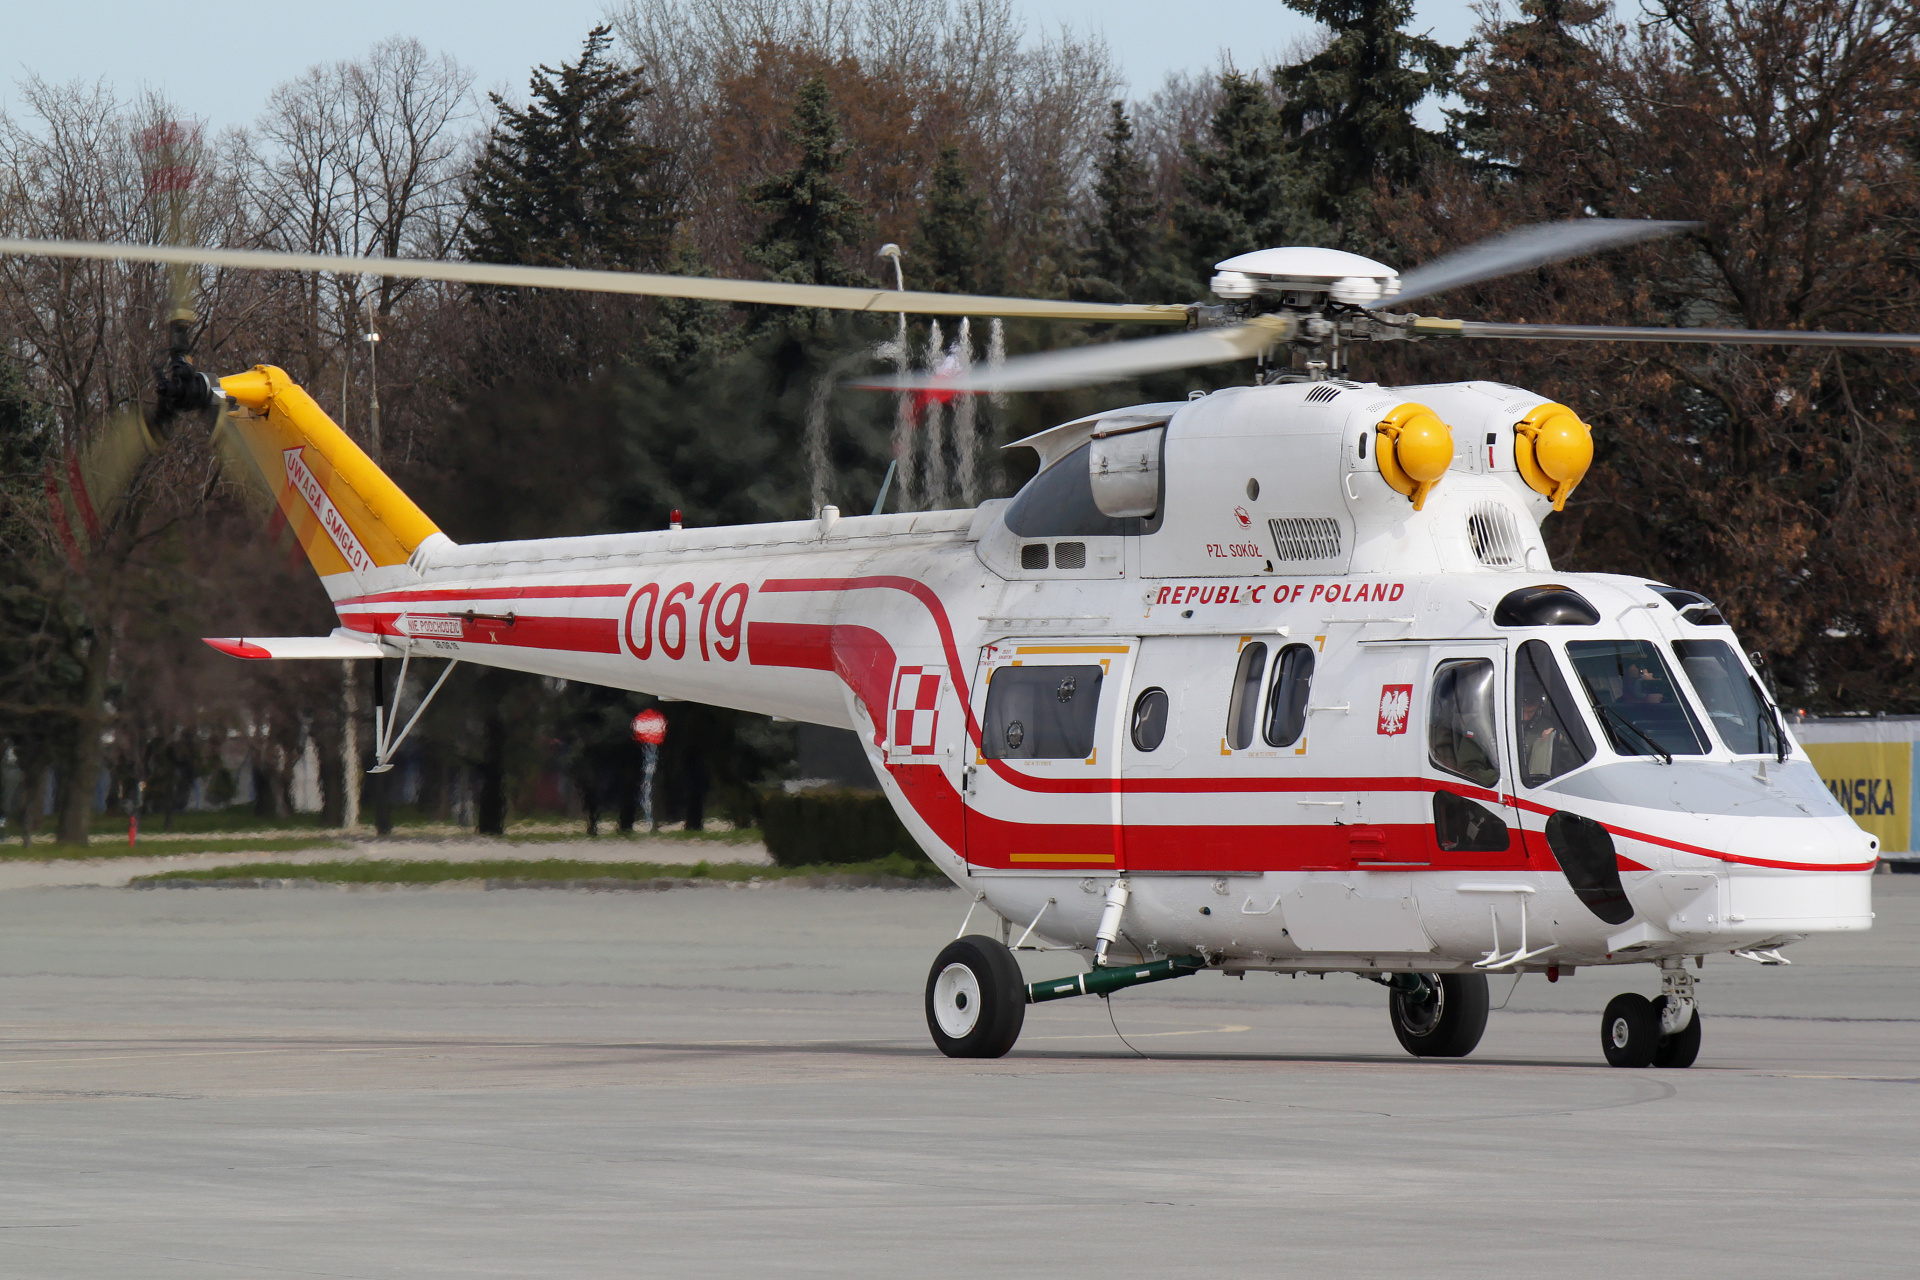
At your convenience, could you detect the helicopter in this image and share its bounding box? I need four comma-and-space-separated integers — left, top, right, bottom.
3, 218, 1914, 1069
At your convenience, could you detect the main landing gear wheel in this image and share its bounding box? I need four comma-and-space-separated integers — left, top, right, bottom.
1389, 972, 1490, 1058
925, 936, 1026, 1059
1601, 992, 1662, 1067
1650, 994, 1702, 1068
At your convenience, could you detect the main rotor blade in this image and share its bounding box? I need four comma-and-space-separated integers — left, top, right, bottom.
0, 238, 1190, 326
854, 317, 1294, 393
1393, 220, 1700, 307
1425, 317, 1920, 348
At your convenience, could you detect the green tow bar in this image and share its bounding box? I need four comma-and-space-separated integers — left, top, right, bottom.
1025, 955, 1208, 1004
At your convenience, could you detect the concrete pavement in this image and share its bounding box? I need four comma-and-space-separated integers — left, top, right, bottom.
0, 880, 1913, 1277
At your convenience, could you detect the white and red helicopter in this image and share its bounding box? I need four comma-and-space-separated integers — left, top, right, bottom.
7, 220, 1916, 1068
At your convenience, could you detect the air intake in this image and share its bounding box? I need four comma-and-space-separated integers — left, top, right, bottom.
1268, 517, 1343, 562
1305, 385, 1343, 403
1467, 502, 1526, 568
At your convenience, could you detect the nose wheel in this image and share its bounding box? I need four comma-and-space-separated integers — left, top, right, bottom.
1602, 971, 1702, 1067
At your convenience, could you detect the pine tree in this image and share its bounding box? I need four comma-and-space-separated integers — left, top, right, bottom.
464, 25, 676, 270
1174, 72, 1327, 281
914, 146, 1003, 295
1453, 0, 1609, 192
642, 244, 743, 376
745, 75, 875, 290
1075, 103, 1167, 302
1274, 0, 1461, 235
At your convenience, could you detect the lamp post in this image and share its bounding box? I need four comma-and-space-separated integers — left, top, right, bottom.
363, 297, 382, 464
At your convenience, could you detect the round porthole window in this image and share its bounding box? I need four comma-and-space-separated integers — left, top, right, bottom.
1130, 688, 1169, 751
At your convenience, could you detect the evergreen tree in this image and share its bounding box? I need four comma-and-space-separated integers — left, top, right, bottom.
1452, 0, 1608, 191
464, 25, 676, 270
745, 75, 875, 290
1075, 103, 1169, 302
642, 244, 743, 375
1174, 72, 1327, 280
914, 145, 1003, 295
1274, 0, 1461, 236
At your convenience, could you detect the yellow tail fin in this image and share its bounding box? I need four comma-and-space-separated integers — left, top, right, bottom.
219, 365, 445, 598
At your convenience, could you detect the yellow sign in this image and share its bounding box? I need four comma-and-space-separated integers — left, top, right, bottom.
1804, 740, 1910, 852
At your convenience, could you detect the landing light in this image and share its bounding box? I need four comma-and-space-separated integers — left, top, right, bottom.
1374, 403, 1453, 511
1514, 402, 1593, 510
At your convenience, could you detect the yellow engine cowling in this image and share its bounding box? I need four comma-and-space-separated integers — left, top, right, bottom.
1375, 403, 1453, 511
1514, 402, 1593, 511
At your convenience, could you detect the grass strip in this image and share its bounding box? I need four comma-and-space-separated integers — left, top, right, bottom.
131, 852, 943, 886
475, 827, 764, 846
1, 837, 352, 861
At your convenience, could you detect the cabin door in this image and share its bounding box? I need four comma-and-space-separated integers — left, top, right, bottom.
962, 638, 1131, 873
1416, 642, 1529, 871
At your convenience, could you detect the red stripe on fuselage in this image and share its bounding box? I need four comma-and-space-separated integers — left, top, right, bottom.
342, 611, 620, 654
759, 574, 1875, 874
746, 620, 897, 748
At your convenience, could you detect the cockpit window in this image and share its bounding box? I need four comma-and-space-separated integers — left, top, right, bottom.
1565, 639, 1708, 759
1672, 639, 1782, 756
1515, 639, 1595, 786
1005, 441, 1151, 538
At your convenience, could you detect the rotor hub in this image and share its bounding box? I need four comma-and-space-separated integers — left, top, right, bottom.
1210, 246, 1401, 308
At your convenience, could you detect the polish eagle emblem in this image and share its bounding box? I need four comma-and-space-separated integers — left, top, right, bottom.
1377, 684, 1412, 736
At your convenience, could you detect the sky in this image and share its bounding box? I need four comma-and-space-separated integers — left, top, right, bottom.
2, 0, 1483, 135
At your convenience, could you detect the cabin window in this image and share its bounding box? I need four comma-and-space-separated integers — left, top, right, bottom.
1515, 639, 1595, 786
1130, 688, 1169, 751
1020, 543, 1049, 569
981, 665, 1105, 760
1054, 541, 1087, 569
1672, 639, 1781, 756
1263, 643, 1315, 747
1564, 639, 1708, 758
1005, 441, 1150, 538
1429, 658, 1501, 787
1224, 642, 1268, 750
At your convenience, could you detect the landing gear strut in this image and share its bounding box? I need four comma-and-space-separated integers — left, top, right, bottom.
1602, 966, 1701, 1067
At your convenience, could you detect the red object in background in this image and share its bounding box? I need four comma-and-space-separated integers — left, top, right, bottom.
909, 385, 962, 419
632, 709, 668, 744
669, 509, 683, 530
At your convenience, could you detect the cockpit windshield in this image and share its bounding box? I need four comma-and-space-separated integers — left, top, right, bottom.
1564, 639, 1709, 759
1671, 639, 1783, 756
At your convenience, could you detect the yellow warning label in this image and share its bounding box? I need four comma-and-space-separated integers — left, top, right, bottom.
1804, 740, 1909, 852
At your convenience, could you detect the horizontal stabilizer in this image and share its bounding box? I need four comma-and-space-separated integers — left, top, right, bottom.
203, 631, 388, 661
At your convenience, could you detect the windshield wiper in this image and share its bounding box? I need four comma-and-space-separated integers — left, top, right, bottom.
1750, 676, 1788, 763
1597, 704, 1673, 765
